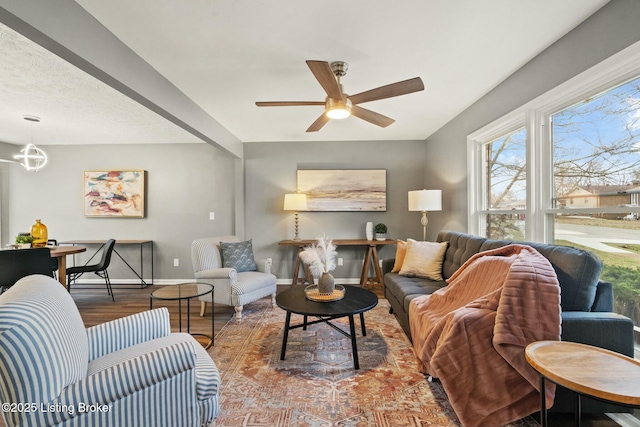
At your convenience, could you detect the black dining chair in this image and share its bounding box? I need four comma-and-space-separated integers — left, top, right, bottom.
66, 238, 116, 301
0, 247, 54, 292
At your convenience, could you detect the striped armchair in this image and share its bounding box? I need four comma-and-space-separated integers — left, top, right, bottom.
0, 275, 220, 427
191, 236, 276, 320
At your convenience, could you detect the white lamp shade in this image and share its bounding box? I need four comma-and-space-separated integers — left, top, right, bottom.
408, 189, 442, 211
283, 193, 307, 211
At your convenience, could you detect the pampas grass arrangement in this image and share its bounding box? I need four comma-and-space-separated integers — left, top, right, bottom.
299, 235, 338, 277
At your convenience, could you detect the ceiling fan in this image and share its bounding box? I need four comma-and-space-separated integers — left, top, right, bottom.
255, 60, 424, 132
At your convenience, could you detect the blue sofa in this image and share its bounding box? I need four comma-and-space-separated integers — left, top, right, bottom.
383, 230, 635, 414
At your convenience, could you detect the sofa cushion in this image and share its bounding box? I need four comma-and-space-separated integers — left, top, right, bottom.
437, 231, 487, 279
480, 240, 602, 311
399, 240, 448, 280
529, 243, 601, 311
220, 239, 257, 272
232, 271, 277, 306
384, 272, 446, 314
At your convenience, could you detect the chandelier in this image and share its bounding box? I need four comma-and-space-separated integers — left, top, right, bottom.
14, 115, 48, 172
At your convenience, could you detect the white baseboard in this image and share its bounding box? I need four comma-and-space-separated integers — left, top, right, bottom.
76, 278, 366, 286
275, 278, 363, 285
71, 278, 188, 286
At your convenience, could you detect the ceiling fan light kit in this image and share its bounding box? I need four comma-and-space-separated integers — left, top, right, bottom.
325, 96, 352, 119
256, 60, 424, 132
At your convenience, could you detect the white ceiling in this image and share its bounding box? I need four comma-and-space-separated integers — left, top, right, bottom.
0, 22, 203, 146
0, 0, 609, 146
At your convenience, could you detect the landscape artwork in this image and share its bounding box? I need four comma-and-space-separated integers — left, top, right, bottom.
297, 169, 387, 211
84, 170, 145, 217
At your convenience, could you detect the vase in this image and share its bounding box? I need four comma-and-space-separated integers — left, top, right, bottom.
30, 219, 48, 248
365, 222, 373, 240
317, 272, 335, 294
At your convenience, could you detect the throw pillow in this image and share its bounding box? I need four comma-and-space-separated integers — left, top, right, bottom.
399, 239, 448, 281
220, 240, 257, 272
391, 240, 407, 273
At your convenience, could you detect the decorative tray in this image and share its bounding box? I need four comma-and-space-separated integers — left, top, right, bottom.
304, 284, 345, 302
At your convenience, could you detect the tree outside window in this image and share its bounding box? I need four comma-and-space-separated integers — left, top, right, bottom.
551, 76, 640, 337
483, 127, 526, 240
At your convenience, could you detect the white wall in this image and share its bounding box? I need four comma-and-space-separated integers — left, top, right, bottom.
6, 143, 237, 282
424, 0, 640, 235
244, 140, 434, 281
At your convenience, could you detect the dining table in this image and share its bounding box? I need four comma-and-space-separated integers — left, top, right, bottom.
49, 245, 87, 286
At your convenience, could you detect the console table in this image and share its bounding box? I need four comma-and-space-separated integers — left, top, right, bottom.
279, 239, 396, 286
59, 240, 154, 287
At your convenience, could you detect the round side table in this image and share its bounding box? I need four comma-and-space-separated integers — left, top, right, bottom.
526, 340, 640, 427
150, 282, 214, 349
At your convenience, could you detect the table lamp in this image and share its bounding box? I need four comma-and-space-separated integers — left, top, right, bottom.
283, 193, 307, 240
408, 189, 442, 241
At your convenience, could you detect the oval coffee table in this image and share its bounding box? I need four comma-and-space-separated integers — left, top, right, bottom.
526, 340, 640, 427
150, 282, 214, 349
276, 285, 378, 369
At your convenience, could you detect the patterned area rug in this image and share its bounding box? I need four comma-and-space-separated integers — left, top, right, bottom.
208, 297, 539, 427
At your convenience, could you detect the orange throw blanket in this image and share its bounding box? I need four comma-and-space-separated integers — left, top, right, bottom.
409, 244, 561, 427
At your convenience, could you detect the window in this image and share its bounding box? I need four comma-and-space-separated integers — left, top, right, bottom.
482, 128, 527, 240
550, 77, 640, 345
469, 41, 640, 355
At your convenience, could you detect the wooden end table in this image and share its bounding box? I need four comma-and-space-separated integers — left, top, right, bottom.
525, 340, 640, 427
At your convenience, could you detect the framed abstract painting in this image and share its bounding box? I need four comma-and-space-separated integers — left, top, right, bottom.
84, 170, 146, 217
297, 169, 387, 211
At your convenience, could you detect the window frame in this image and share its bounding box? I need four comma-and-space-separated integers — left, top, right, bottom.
468, 112, 529, 239
468, 40, 640, 242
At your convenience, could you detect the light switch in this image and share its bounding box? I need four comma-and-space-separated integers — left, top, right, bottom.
209, 212, 215, 220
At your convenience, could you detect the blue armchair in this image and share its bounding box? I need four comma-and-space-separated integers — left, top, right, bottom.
0, 275, 220, 427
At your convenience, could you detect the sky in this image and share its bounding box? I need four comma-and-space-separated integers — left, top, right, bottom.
489, 75, 640, 205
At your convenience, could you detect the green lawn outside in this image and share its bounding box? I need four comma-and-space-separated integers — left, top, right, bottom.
554, 237, 640, 335
556, 216, 640, 231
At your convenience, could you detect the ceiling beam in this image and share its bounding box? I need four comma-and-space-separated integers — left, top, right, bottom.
0, 0, 243, 158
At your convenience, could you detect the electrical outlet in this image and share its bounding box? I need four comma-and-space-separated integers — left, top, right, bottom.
338, 258, 344, 266
209, 212, 215, 220
173, 258, 179, 267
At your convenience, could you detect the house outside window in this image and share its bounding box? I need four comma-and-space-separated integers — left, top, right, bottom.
469, 42, 640, 353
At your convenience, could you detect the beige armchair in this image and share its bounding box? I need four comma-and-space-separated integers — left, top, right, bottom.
191, 236, 276, 320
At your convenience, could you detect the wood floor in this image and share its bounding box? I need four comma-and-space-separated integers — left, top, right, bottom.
74, 282, 385, 333
0, 283, 630, 427
72, 283, 239, 335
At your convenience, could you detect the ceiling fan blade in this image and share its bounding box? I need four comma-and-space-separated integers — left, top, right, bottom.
348, 77, 424, 105
256, 101, 324, 107
306, 113, 330, 132
306, 60, 343, 100
351, 105, 395, 128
